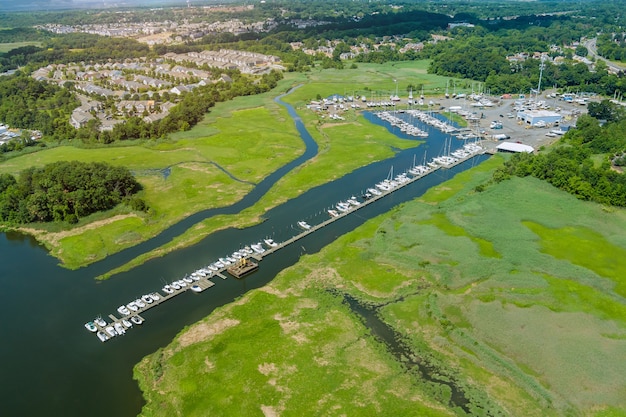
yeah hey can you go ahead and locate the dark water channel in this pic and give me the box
[343,294,471,413]
[0,95,488,417]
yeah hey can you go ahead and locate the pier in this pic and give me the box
[87,147,486,342]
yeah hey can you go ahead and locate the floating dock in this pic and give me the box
[227,258,259,278]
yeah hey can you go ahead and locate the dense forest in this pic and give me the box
[0,161,142,224]
[0,73,78,136]
[492,100,626,207]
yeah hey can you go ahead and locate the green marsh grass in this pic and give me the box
[135,160,626,416]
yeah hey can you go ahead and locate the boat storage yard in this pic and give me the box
[85,136,486,342]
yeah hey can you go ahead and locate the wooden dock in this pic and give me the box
[227,258,259,278]
[88,149,486,342]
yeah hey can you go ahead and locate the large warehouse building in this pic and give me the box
[517,109,562,126]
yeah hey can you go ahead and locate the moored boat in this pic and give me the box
[130,316,144,325]
[97,331,109,342]
[105,326,117,338]
[114,322,125,335]
[190,284,203,293]
[117,305,131,316]
[264,238,278,247]
[84,321,97,332]
[297,221,311,230]
[94,317,107,327]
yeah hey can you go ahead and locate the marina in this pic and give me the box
[85,142,486,342]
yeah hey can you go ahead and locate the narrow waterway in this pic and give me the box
[0,92,488,417]
[343,294,472,413]
[89,86,318,277]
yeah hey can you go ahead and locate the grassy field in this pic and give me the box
[0,41,42,53]
[135,156,626,417]
[0,63,469,272]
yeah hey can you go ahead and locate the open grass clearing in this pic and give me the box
[0,41,42,53]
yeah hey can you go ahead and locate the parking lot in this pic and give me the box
[438,91,589,152]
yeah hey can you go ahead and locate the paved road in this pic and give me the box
[584,38,626,74]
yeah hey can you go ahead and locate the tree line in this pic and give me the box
[0,161,143,224]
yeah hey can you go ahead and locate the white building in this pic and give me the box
[496,142,534,153]
[517,109,562,126]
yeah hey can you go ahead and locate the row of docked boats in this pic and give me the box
[405,109,457,134]
[374,111,428,137]
[86,237,285,342]
[323,143,484,220]
[85,139,483,343]
[117,292,162,316]
[84,314,144,342]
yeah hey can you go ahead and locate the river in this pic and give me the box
[0,96,489,417]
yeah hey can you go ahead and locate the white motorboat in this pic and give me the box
[241,246,253,255]
[94,317,107,327]
[347,197,361,206]
[134,298,146,308]
[182,276,194,284]
[97,331,109,342]
[162,285,174,294]
[226,256,236,263]
[231,251,242,259]
[170,281,181,290]
[105,326,117,338]
[122,319,133,328]
[130,316,144,325]
[190,273,201,281]
[117,305,131,316]
[190,284,203,293]
[297,221,311,230]
[214,260,225,268]
[114,322,125,335]
[328,209,339,217]
[177,279,187,287]
[127,302,138,312]
[264,238,278,247]
[367,187,382,196]
[84,322,97,332]
[141,294,154,304]
[251,243,265,254]
[150,292,161,301]
[218,257,232,266]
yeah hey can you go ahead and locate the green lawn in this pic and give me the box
[135,158,626,417]
[0,41,42,53]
